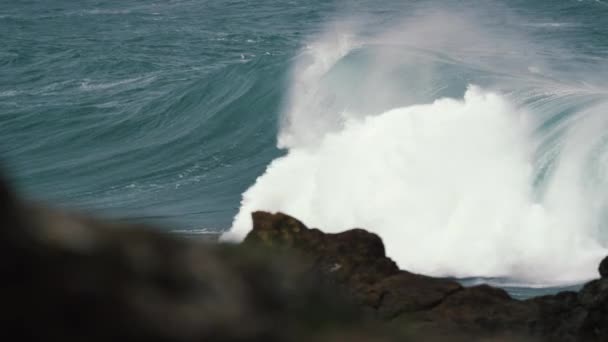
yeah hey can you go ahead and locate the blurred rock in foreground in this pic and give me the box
[0,177,379,341]
[1,174,607,341]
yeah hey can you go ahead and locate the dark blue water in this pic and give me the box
[3,0,608,298]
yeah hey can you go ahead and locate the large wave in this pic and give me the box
[222,10,608,285]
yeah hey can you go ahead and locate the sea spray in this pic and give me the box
[223,86,606,284]
[222,10,608,284]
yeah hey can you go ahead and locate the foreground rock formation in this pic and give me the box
[1,174,608,341]
[244,212,608,342]
[0,178,378,341]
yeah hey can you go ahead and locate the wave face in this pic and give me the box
[0,0,302,230]
[223,6,608,284]
[3,0,608,286]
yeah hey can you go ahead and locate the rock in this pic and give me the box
[530,291,585,342]
[577,279,608,340]
[599,256,608,278]
[244,211,608,342]
[244,212,400,306]
[0,179,385,341]
[244,212,535,337]
[428,285,536,334]
[371,271,462,319]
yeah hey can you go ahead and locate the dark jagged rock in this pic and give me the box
[370,271,462,319]
[244,212,533,335]
[428,285,536,334]
[244,212,401,308]
[578,278,608,340]
[529,291,585,342]
[599,256,608,278]
[244,211,608,342]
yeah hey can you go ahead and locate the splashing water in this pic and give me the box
[223,10,608,285]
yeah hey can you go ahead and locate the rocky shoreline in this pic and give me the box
[2,176,607,341]
[244,211,608,341]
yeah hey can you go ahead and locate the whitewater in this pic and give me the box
[223,10,608,285]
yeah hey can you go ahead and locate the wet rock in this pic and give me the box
[599,256,608,278]
[244,212,400,306]
[370,271,462,319]
[428,285,536,334]
[244,212,532,335]
[244,211,608,341]
[529,291,585,342]
[578,278,608,340]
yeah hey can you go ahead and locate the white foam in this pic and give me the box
[223,86,607,284]
[222,10,608,284]
[79,76,155,91]
[524,22,576,28]
[0,90,19,97]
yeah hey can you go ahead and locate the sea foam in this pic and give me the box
[222,11,608,285]
[223,85,606,284]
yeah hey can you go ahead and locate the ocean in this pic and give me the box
[2,0,608,299]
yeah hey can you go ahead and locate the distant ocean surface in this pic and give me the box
[3,0,608,298]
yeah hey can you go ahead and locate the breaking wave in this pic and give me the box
[223,10,608,285]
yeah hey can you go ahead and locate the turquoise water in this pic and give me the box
[3,0,608,297]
